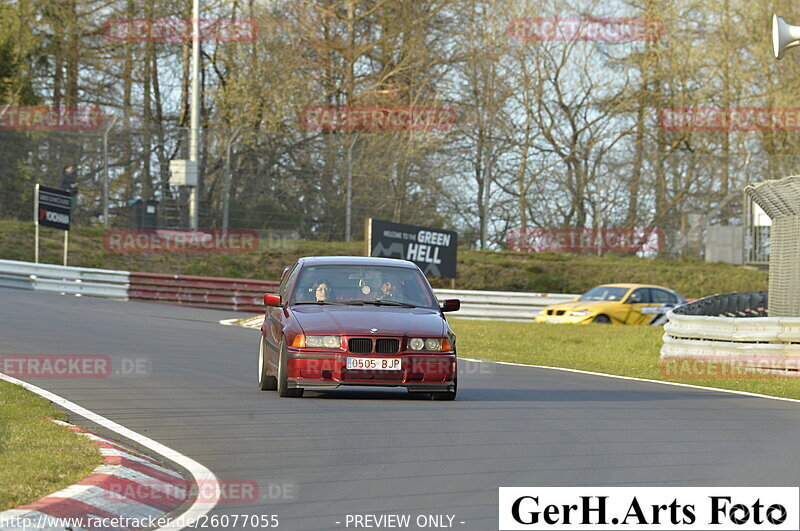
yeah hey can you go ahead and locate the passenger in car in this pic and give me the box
[314,281,335,302]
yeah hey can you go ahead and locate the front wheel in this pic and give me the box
[593,314,611,324]
[277,337,303,397]
[258,335,277,391]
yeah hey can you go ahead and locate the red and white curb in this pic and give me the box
[0,420,189,530]
[220,315,262,329]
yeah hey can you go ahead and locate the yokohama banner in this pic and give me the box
[36,186,72,231]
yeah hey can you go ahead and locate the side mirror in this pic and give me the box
[263,293,281,307]
[441,299,460,312]
[573,296,579,302]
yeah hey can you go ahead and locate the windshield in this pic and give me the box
[290,264,437,309]
[579,286,630,302]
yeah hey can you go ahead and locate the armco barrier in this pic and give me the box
[128,272,279,312]
[432,288,577,321]
[0,259,129,298]
[0,258,576,318]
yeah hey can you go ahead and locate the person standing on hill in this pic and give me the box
[59,165,78,195]
[59,164,79,222]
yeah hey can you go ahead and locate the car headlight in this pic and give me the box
[304,335,341,348]
[570,310,592,316]
[424,338,441,350]
[408,338,451,351]
[409,338,425,350]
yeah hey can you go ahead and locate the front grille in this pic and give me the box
[375,338,400,354]
[556,310,566,316]
[348,338,373,354]
[547,309,554,315]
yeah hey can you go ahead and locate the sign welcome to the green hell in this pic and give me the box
[366,218,457,279]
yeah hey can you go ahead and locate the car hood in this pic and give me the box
[290,305,446,337]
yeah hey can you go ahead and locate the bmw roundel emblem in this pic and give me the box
[370,328,378,333]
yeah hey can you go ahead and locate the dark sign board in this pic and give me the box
[368,218,457,278]
[37,185,72,230]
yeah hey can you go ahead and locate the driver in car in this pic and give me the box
[376,280,400,301]
[314,280,334,302]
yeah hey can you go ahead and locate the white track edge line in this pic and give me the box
[459,357,800,404]
[0,372,219,530]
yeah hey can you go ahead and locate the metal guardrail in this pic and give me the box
[432,288,577,321]
[0,259,576,319]
[0,259,129,298]
[662,291,800,363]
[129,272,279,312]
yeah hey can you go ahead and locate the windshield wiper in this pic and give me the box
[362,300,417,308]
[293,301,346,306]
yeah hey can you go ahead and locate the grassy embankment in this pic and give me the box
[0,219,767,299]
[0,380,102,511]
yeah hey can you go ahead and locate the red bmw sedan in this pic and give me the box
[258,256,460,399]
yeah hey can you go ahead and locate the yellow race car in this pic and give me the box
[534,284,687,325]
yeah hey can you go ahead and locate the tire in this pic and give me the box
[431,376,457,401]
[277,337,303,397]
[593,314,611,324]
[258,335,277,391]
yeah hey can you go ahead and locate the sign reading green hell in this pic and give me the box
[368,219,457,279]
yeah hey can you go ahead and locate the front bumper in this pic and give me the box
[285,348,456,391]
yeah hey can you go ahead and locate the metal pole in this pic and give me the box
[103,115,118,229]
[189,0,200,230]
[63,231,68,267]
[34,183,39,263]
[364,217,371,256]
[223,125,242,231]
[346,134,357,242]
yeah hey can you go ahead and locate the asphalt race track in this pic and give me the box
[3,287,800,530]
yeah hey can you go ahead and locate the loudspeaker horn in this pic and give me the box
[773,14,800,60]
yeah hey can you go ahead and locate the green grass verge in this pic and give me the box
[449,318,800,400]
[0,218,767,299]
[0,380,102,511]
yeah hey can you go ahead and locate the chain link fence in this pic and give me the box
[0,124,454,241]
[2,125,800,261]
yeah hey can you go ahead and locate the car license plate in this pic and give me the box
[346,357,402,371]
